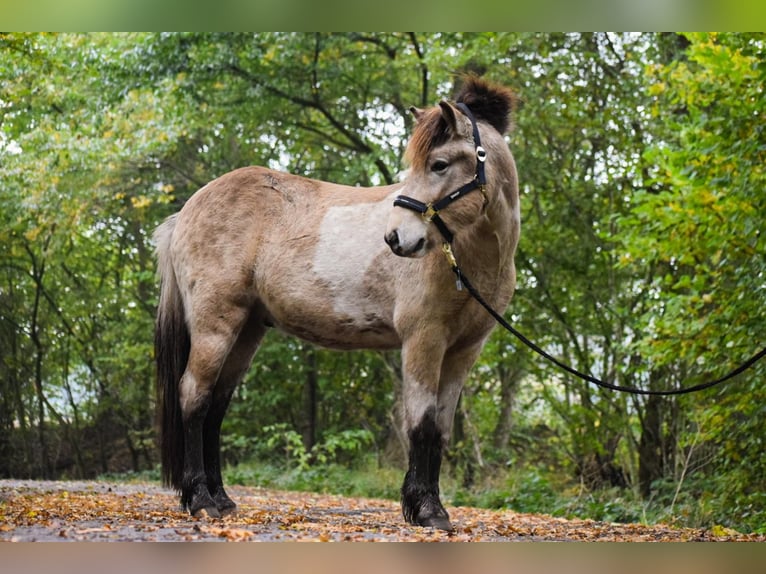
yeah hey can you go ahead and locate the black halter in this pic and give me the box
[393,103,487,246]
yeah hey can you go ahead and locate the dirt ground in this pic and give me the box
[1,479,763,542]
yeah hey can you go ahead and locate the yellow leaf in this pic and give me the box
[24,227,41,242]
[710,524,739,537]
[130,195,152,209]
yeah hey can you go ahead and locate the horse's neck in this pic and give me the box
[453,187,518,291]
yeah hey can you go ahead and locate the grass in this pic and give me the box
[224,457,403,501]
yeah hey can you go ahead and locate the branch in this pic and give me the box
[348,33,398,60]
[159,159,207,188]
[226,62,394,185]
[292,122,361,152]
[408,32,429,107]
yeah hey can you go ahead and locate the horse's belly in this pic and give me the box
[258,253,400,350]
[270,309,400,351]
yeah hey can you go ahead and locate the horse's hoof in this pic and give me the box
[211,488,238,516]
[187,486,221,518]
[418,515,454,532]
[217,500,237,517]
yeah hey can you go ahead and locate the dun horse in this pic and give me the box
[154,77,520,531]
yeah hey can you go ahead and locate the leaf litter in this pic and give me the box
[1,479,763,542]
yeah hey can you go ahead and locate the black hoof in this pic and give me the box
[417,514,454,532]
[212,488,238,516]
[413,505,454,532]
[402,493,454,532]
[185,483,221,518]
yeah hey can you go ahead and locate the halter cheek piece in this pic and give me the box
[393,103,487,289]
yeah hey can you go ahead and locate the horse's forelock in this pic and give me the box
[455,76,517,135]
[405,107,450,171]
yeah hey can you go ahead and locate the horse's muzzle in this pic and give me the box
[385,230,426,258]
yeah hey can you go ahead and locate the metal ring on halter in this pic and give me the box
[422,204,438,223]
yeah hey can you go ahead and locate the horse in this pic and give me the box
[153,76,520,531]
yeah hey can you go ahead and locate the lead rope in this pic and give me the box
[395,102,766,395]
[445,251,766,396]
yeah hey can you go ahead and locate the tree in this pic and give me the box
[1,33,175,476]
[613,32,766,525]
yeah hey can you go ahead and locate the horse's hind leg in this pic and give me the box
[202,310,266,516]
[179,304,251,518]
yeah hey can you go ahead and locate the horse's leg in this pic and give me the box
[435,342,486,450]
[179,304,250,518]
[399,336,452,531]
[400,338,486,531]
[202,311,266,516]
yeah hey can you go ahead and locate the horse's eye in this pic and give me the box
[430,160,449,173]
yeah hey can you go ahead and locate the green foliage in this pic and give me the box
[223,427,396,500]
[612,31,766,522]
[261,424,375,471]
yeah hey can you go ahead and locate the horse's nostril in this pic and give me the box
[385,230,399,249]
[414,238,425,252]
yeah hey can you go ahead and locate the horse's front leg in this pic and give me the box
[400,337,488,532]
[400,337,453,531]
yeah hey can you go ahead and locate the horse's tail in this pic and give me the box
[153,214,188,492]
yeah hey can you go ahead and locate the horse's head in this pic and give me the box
[385,77,517,258]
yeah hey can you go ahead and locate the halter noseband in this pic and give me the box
[393,102,487,248]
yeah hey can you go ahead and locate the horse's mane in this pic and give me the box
[405,76,517,170]
[454,75,517,136]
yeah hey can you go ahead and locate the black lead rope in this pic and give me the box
[394,102,766,396]
[450,261,766,396]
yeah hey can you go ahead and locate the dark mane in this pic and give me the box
[455,75,517,136]
[405,76,516,171]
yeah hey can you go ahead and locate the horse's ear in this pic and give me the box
[409,106,426,122]
[438,101,471,139]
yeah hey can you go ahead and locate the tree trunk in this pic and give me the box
[381,351,407,467]
[492,364,523,450]
[302,346,318,454]
[29,262,51,479]
[638,392,664,499]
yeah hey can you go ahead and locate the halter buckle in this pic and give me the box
[476,146,487,162]
[422,203,438,223]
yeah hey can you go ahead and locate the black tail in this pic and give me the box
[153,215,188,491]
